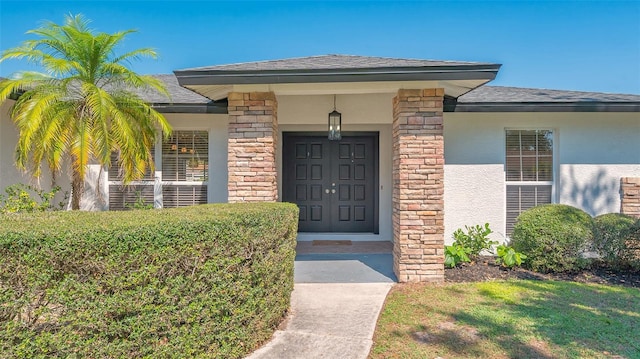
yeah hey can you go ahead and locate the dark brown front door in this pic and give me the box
[283,133,378,233]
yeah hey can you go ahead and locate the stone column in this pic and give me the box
[621,177,640,218]
[392,89,445,282]
[227,92,278,202]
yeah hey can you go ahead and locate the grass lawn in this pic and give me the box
[370,280,640,358]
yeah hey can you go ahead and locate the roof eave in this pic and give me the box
[451,102,640,112]
[174,64,502,86]
[151,102,227,114]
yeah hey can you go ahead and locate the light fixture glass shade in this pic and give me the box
[328,109,342,140]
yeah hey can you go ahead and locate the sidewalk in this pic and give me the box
[246,283,393,359]
[246,241,395,359]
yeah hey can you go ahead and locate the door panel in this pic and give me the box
[283,134,377,233]
[331,137,375,232]
[284,138,331,232]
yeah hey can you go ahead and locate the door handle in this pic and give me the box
[331,189,336,194]
[325,189,330,194]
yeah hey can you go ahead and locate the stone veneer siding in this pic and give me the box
[227,92,278,202]
[392,89,445,282]
[621,177,640,218]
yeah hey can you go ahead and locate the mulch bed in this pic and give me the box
[445,256,640,288]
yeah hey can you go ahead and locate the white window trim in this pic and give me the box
[504,128,558,236]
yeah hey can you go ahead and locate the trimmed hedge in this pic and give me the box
[511,204,593,273]
[593,213,640,269]
[0,203,298,358]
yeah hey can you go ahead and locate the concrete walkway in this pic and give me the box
[246,241,394,359]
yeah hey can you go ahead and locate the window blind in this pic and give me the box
[505,129,554,235]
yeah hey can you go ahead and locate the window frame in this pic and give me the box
[504,128,558,236]
[107,128,211,210]
[158,129,210,208]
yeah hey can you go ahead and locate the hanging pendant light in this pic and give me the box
[328,94,342,141]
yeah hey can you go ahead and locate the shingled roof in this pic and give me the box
[460,86,640,103]
[0,74,224,113]
[79,75,640,113]
[174,54,501,86]
[454,86,640,112]
[142,74,210,103]
[180,54,492,72]
[4,72,638,113]
[141,75,225,113]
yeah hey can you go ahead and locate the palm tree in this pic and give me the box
[0,14,172,209]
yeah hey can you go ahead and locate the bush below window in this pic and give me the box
[510,204,594,273]
[593,213,640,270]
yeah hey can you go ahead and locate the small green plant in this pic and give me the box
[496,244,527,268]
[452,223,497,258]
[124,190,154,210]
[0,184,67,214]
[444,244,471,268]
[446,223,498,268]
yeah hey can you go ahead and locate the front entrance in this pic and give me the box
[283,133,378,233]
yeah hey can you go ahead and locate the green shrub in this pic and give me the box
[510,204,594,273]
[0,203,298,358]
[444,243,471,268]
[445,223,497,268]
[593,213,640,269]
[495,245,527,268]
[452,223,496,258]
[0,184,67,213]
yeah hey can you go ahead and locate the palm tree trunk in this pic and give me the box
[71,168,84,210]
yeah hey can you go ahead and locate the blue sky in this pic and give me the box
[1,1,639,94]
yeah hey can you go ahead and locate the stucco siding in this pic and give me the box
[278,93,394,126]
[444,164,506,242]
[443,112,640,243]
[0,101,71,195]
[558,165,640,216]
[0,101,26,190]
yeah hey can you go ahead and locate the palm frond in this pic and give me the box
[3,14,171,207]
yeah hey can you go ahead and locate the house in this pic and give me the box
[1,55,639,282]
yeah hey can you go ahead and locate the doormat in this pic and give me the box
[312,240,352,246]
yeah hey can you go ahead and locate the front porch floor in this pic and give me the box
[294,241,395,283]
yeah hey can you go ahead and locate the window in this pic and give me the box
[107,130,209,210]
[108,152,155,210]
[505,129,553,234]
[161,130,209,207]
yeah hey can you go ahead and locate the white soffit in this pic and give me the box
[185,79,489,100]
[186,85,233,101]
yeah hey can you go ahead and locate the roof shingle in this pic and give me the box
[141,74,211,104]
[178,54,493,72]
[459,86,640,103]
